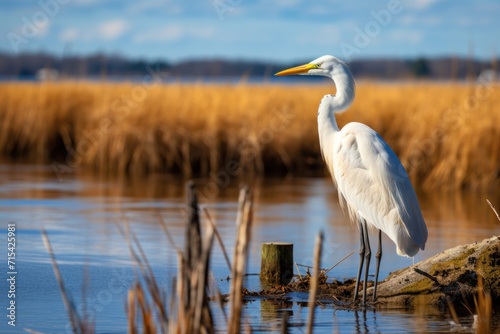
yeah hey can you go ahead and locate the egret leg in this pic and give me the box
[353,219,366,302]
[373,229,382,301]
[361,220,371,305]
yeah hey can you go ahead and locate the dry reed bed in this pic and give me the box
[0,81,498,190]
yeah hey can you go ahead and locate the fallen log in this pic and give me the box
[247,235,499,316]
[372,235,500,309]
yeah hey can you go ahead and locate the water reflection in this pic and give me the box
[353,310,370,333]
[0,164,498,333]
[259,299,293,328]
[419,190,500,250]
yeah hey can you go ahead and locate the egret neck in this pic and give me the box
[317,64,355,165]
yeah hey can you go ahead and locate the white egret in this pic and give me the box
[275,55,428,304]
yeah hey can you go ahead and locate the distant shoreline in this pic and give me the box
[1,52,497,81]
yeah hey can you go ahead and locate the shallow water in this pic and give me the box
[0,164,498,333]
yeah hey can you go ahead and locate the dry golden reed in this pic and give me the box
[0,81,498,191]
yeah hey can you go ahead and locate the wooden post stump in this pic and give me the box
[260,242,293,285]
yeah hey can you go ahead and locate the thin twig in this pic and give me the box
[447,298,460,325]
[294,261,303,280]
[118,220,169,329]
[486,199,500,221]
[210,279,228,325]
[414,267,441,286]
[325,250,356,274]
[156,211,181,253]
[203,207,232,272]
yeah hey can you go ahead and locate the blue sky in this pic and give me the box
[1,0,498,63]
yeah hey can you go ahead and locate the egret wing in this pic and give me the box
[333,123,428,255]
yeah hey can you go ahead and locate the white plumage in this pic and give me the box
[276,55,428,304]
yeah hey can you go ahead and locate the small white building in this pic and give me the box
[36,68,59,81]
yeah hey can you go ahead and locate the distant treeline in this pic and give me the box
[0,52,496,80]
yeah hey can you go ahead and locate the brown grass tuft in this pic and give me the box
[0,81,498,190]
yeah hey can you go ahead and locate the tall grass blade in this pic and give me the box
[41,229,92,334]
[228,186,253,334]
[306,231,323,334]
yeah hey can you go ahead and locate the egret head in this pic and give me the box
[275,55,348,78]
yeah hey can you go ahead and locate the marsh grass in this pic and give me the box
[42,182,330,333]
[1,81,499,190]
[447,276,493,333]
[42,182,254,333]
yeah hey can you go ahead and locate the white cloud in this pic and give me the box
[60,28,80,42]
[295,24,342,45]
[306,4,335,15]
[158,25,183,41]
[419,16,442,26]
[193,27,217,39]
[73,0,100,5]
[58,19,130,43]
[135,25,182,42]
[127,0,184,14]
[134,24,216,42]
[274,0,302,9]
[98,19,129,40]
[407,0,441,10]
[398,15,442,26]
[455,17,490,27]
[36,20,50,37]
[389,30,422,44]
[398,15,416,25]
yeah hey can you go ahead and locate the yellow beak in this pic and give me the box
[274,63,319,76]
